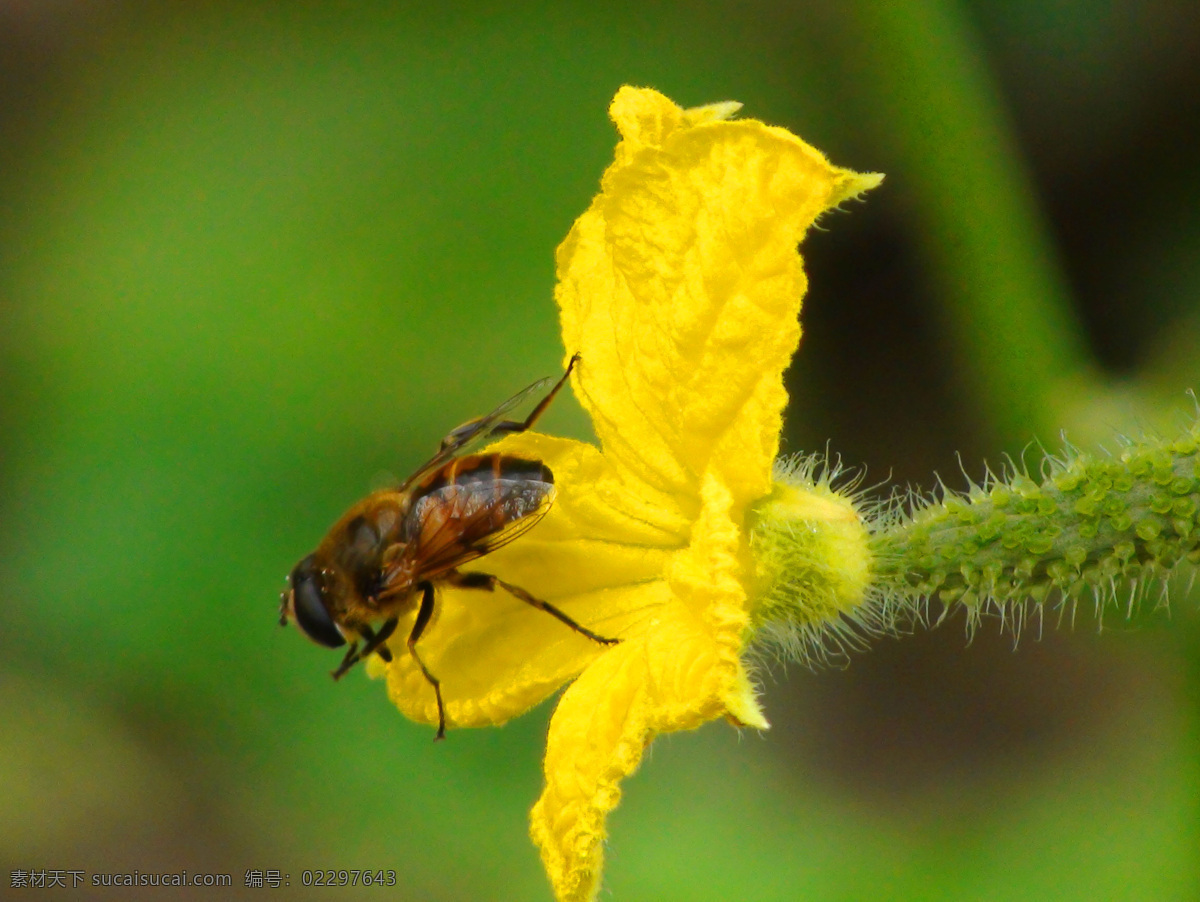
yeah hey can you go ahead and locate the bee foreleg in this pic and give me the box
[409,581,447,741]
[331,640,361,681]
[359,617,398,664]
[447,569,619,647]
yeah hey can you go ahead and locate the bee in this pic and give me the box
[280,354,617,739]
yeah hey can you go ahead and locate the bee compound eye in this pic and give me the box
[288,557,346,649]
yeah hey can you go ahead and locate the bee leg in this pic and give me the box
[448,570,619,646]
[330,620,398,682]
[359,617,398,664]
[331,640,361,680]
[484,352,581,439]
[409,580,448,741]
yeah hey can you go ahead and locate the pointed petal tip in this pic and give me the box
[685,99,743,123]
[831,170,885,206]
[724,668,772,731]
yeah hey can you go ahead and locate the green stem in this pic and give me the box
[837,0,1103,443]
[871,424,1200,621]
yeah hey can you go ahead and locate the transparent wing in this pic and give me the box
[397,376,553,493]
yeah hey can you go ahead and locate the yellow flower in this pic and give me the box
[380,86,881,901]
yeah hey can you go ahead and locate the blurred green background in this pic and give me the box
[3,1,1199,899]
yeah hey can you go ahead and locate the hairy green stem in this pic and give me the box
[871,424,1200,622]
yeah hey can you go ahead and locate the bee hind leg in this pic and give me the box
[494,352,580,438]
[466,352,581,446]
[447,569,619,646]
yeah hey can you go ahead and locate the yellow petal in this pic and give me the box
[382,435,677,729]
[530,614,729,902]
[556,86,881,516]
[529,640,645,902]
[530,470,767,900]
[666,471,769,729]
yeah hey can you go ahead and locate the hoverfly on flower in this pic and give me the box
[279,354,617,739]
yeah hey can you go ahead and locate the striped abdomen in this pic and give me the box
[400,455,555,573]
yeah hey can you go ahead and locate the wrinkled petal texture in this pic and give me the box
[558,86,876,518]
[529,86,881,902]
[531,472,767,902]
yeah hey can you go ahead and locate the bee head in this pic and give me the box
[281,553,347,649]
